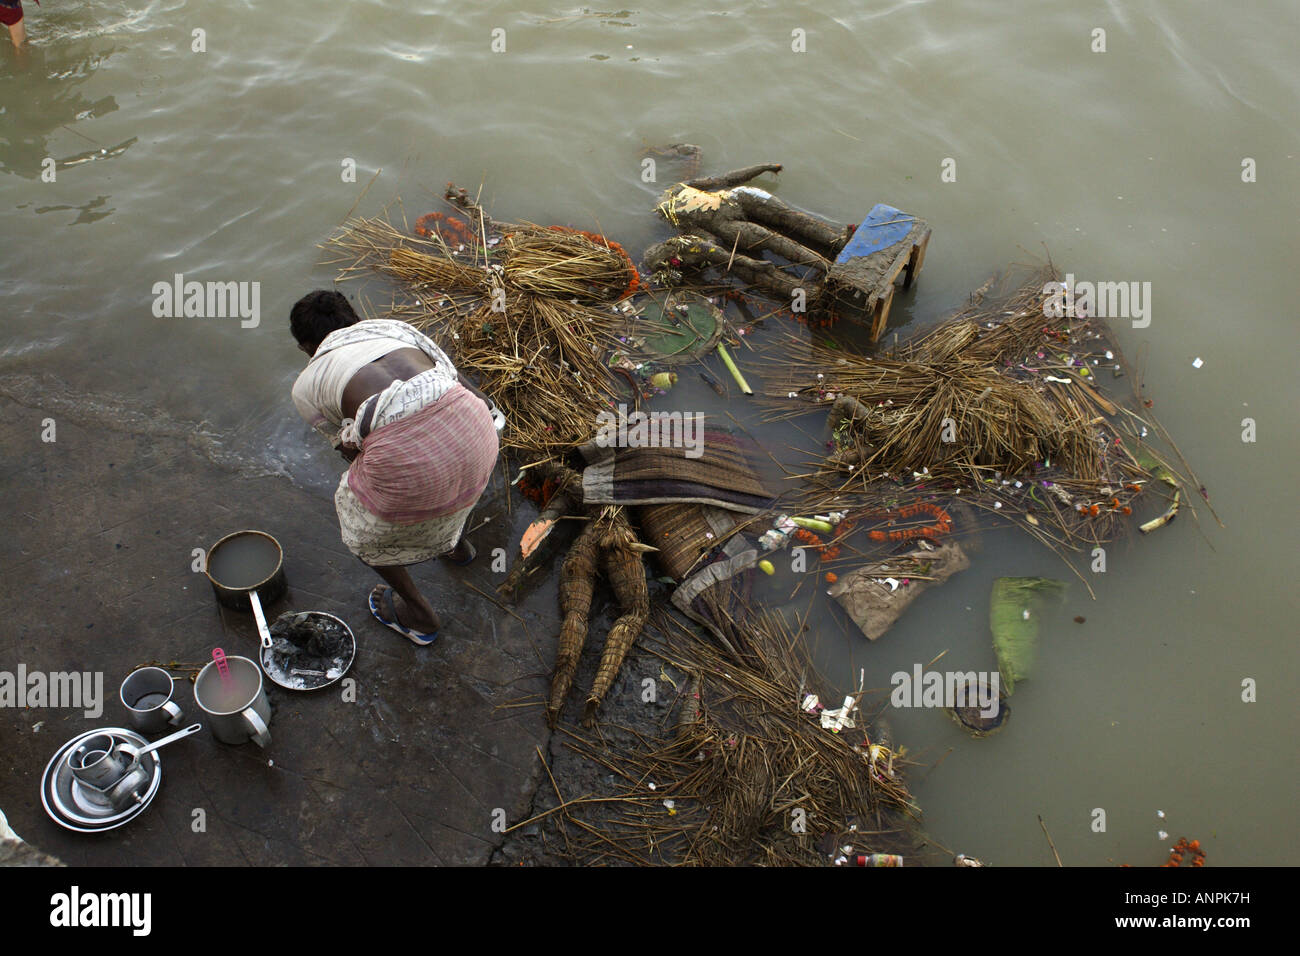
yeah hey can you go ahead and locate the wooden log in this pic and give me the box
[643,235,809,301]
[685,163,783,191]
[497,462,583,600]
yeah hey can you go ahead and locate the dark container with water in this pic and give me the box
[204,529,287,610]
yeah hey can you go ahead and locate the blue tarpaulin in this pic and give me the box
[834,203,914,263]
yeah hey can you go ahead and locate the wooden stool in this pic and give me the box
[823,204,931,341]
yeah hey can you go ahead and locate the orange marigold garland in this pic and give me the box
[866,502,954,542]
[1162,837,1206,868]
[517,473,561,508]
[413,211,476,248]
[786,506,953,565]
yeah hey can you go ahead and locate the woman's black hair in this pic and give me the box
[289,290,359,350]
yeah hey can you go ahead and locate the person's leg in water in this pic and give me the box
[2,3,26,48]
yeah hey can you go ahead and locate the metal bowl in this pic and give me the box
[259,610,356,691]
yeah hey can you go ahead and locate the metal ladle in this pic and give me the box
[103,723,202,811]
[115,722,203,766]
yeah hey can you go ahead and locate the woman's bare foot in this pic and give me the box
[383,586,439,631]
[445,538,476,565]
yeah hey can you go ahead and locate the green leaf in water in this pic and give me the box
[990,577,1066,696]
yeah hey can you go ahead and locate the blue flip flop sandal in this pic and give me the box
[368,586,439,646]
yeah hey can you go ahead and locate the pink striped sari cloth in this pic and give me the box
[346,384,498,524]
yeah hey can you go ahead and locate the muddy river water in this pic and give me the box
[2,1,1296,865]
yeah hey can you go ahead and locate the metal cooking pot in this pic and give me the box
[204,530,287,649]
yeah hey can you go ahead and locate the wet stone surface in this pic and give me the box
[0,394,566,865]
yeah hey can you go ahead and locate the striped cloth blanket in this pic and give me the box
[346,384,498,524]
[579,426,775,514]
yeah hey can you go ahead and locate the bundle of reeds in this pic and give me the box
[756,268,1212,570]
[383,246,490,294]
[434,292,625,456]
[548,518,601,726]
[521,610,918,866]
[501,228,636,302]
[546,506,653,728]
[320,211,494,318]
[788,358,1095,482]
[587,510,650,725]
[322,210,636,458]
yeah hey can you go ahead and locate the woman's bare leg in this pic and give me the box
[8,19,25,47]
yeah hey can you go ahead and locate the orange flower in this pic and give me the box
[414,211,475,245]
[825,572,838,584]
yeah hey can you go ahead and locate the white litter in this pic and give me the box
[819,695,858,732]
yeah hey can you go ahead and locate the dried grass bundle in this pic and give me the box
[524,610,918,866]
[383,247,490,293]
[322,212,635,458]
[501,227,635,302]
[756,268,1210,576]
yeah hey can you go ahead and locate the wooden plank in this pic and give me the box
[904,229,930,289]
[870,286,894,341]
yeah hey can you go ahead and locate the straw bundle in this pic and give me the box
[792,358,1096,482]
[323,211,636,458]
[756,268,1205,566]
[546,506,653,728]
[637,503,740,581]
[548,518,601,726]
[527,610,918,866]
[436,292,624,456]
[383,247,489,294]
[586,511,650,725]
[501,228,635,302]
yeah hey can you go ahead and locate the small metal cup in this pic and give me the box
[120,667,184,735]
[69,734,132,792]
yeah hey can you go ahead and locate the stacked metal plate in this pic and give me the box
[40,728,162,832]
